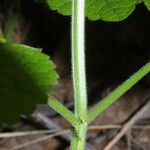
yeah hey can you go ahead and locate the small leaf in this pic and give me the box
[0,41,58,123]
[47,0,139,21]
[144,0,150,11]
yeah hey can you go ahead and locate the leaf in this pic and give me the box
[136,0,142,4]
[0,41,58,123]
[47,0,140,21]
[144,0,150,11]
[47,0,71,15]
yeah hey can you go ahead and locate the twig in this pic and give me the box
[132,139,146,150]
[88,125,150,130]
[33,112,71,141]
[103,100,150,150]
[33,113,92,150]
[126,129,132,150]
[1,125,150,138]
[0,123,150,149]
[12,130,70,150]
[0,129,59,138]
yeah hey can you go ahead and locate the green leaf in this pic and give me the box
[47,0,71,15]
[144,0,150,11]
[47,0,139,21]
[136,0,142,4]
[0,41,58,123]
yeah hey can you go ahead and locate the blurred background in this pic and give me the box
[0,0,150,149]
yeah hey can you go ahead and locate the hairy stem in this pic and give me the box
[48,96,81,127]
[87,62,150,124]
[71,123,87,150]
[72,0,87,120]
[71,0,87,149]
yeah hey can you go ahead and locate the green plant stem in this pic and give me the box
[87,62,150,124]
[71,0,87,149]
[71,123,87,150]
[48,96,81,127]
[72,0,87,121]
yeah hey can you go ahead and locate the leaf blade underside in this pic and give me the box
[0,41,58,123]
[47,0,140,21]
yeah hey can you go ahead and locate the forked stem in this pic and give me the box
[71,0,87,149]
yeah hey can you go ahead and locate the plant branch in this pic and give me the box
[87,62,150,124]
[48,96,81,127]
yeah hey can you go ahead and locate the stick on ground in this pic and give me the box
[103,100,150,150]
